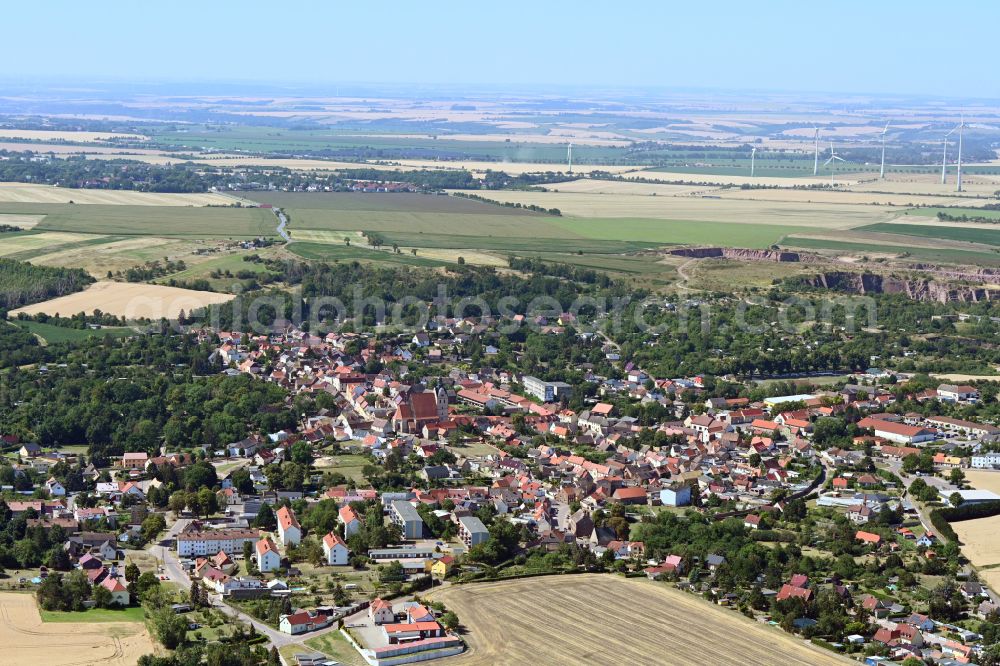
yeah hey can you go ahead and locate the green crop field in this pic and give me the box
[9,320,133,344]
[288,242,448,267]
[908,207,1000,220]
[246,191,542,215]
[5,234,128,261]
[859,222,1000,246]
[783,236,1000,265]
[151,125,626,163]
[553,218,807,248]
[0,203,276,238]
[291,208,571,238]
[39,606,146,623]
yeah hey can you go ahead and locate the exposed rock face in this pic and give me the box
[668,247,815,262]
[802,271,996,303]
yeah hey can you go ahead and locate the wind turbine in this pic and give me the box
[813,127,820,176]
[750,147,756,178]
[824,142,844,185]
[941,130,952,185]
[956,114,965,192]
[567,142,573,173]
[879,121,891,179]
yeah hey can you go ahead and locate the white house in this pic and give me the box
[279,610,331,635]
[369,597,395,624]
[322,532,349,566]
[45,477,66,497]
[99,576,130,606]
[339,505,361,537]
[275,506,301,546]
[255,537,281,573]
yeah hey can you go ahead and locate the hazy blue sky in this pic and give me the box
[3,1,997,97]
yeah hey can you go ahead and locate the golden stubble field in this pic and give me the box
[462,188,897,228]
[426,575,848,666]
[0,183,239,206]
[952,470,1000,592]
[11,281,235,320]
[0,592,155,666]
[0,129,149,142]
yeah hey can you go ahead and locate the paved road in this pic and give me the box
[275,209,290,241]
[146,516,347,656]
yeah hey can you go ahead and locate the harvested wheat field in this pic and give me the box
[634,170,854,188]
[966,470,1000,495]
[426,575,848,666]
[0,592,155,666]
[952,514,1000,591]
[0,213,45,229]
[539,179,721,196]
[466,189,894,228]
[0,129,149,142]
[0,232,105,257]
[11,281,234,320]
[0,183,238,206]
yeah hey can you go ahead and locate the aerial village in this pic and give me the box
[7,314,1000,666]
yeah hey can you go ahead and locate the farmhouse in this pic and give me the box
[382,621,444,645]
[279,610,332,635]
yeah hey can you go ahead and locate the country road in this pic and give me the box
[274,208,290,241]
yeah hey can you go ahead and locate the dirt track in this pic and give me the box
[0,592,155,665]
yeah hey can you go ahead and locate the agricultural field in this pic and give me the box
[952,515,1000,592]
[426,575,848,666]
[0,231,110,258]
[8,319,133,344]
[908,207,1000,220]
[0,183,238,206]
[10,281,235,320]
[554,217,810,248]
[0,203,276,238]
[860,222,1000,246]
[456,189,895,229]
[0,129,148,142]
[966,470,1000,495]
[0,591,155,666]
[250,192,543,215]
[781,236,1000,266]
[0,213,44,229]
[26,237,209,276]
[287,242,449,267]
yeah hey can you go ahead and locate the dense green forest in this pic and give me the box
[0,258,94,309]
[0,332,292,460]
